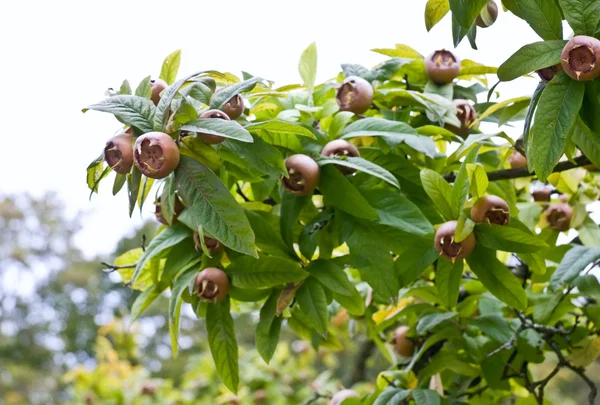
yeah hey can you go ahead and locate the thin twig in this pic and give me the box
[101,262,136,273]
[304,392,328,405]
[236,183,251,202]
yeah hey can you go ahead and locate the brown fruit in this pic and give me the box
[217,91,245,120]
[322,139,360,174]
[532,188,552,202]
[104,134,134,174]
[537,64,563,82]
[394,326,414,357]
[141,385,156,396]
[470,195,510,225]
[560,36,600,81]
[196,109,231,144]
[425,50,461,85]
[509,151,527,169]
[329,389,360,405]
[281,154,320,196]
[194,268,230,302]
[193,232,224,254]
[150,78,168,105]
[546,203,573,232]
[446,99,476,137]
[336,76,374,115]
[434,221,476,262]
[154,196,185,225]
[476,1,499,28]
[133,132,180,179]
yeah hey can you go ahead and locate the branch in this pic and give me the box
[444,155,591,183]
[100,262,136,273]
[347,339,376,386]
[304,392,329,405]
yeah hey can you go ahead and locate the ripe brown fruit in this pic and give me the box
[446,99,476,137]
[155,196,185,225]
[213,89,245,120]
[546,203,573,232]
[194,268,230,302]
[329,389,360,405]
[336,76,374,115]
[532,188,552,202]
[434,221,476,262]
[281,154,320,196]
[193,232,224,254]
[509,151,527,169]
[104,134,134,174]
[133,132,180,179]
[196,109,231,144]
[394,326,414,357]
[150,78,168,105]
[537,64,563,82]
[425,50,461,85]
[471,195,510,225]
[322,139,360,174]
[560,36,600,81]
[476,1,499,28]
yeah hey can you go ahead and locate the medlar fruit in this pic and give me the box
[394,326,414,357]
[281,154,320,196]
[150,78,168,105]
[104,134,133,174]
[471,195,510,225]
[193,232,224,254]
[546,203,573,232]
[476,1,498,28]
[329,389,360,405]
[321,139,360,174]
[509,151,527,169]
[537,64,563,82]
[154,196,184,225]
[425,50,461,85]
[133,132,180,179]
[212,89,245,120]
[560,35,600,81]
[196,109,231,145]
[434,221,476,262]
[194,267,230,302]
[336,76,374,115]
[446,99,476,137]
[532,187,552,202]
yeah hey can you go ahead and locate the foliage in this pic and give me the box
[83,2,600,404]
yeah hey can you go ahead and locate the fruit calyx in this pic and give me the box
[193,232,224,254]
[321,139,360,174]
[561,35,600,81]
[281,154,320,196]
[104,134,134,174]
[446,99,476,137]
[133,132,180,179]
[425,50,461,85]
[196,109,231,144]
[434,220,476,262]
[194,267,230,302]
[336,76,374,115]
[471,195,510,225]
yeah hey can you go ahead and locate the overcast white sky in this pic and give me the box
[0,0,546,258]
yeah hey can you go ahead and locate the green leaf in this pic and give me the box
[207,297,239,394]
[307,260,356,297]
[557,0,600,36]
[551,245,600,289]
[417,312,458,334]
[397,246,439,287]
[449,0,489,28]
[523,82,547,151]
[497,40,566,82]
[425,0,450,31]
[572,118,600,169]
[113,248,155,291]
[466,164,488,200]
[574,274,600,300]
[175,156,257,257]
[112,173,127,196]
[319,165,378,220]
[280,193,310,250]
[83,95,156,133]
[256,290,283,363]
[298,42,318,91]
[226,256,309,288]
[154,72,202,132]
[245,119,316,138]
[452,13,470,48]
[452,146,480,215]
[470,315,514,343]
[131,283,166,322]
[374,388,411,405]
[466,245,528,310]
[296,277,329,335]
[162,238,200,282]
[245,210,294,258]
[474,224,548,253]
[86,157,109,199]
[328,111,355,139]
[159,50,181,85]
[413,389,442,405]
[168,268,197,356]
[119,80,132,95]
[420,168,457,220]
[317,156,400,189]
[137,176,154,214]
[127,167,142,217]
[132,224,192,284]
[530,71,585,181]
[210,77,261,110]
[518,0,564,40]
[221,135,286,177]
[181,81,213,105]
[135,76,152,99]
[436,259,463,308]
[180,119,253,143]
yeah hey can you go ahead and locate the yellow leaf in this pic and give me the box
[372,298,414,324]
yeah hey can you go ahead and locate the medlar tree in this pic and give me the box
[84,1,600,403]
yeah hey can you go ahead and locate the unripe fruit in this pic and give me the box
[394,326,414,357]
[336,76,374,115]
[537,64,563,82]
[425,50,461,85]
[196,109,231,144]
[104,134,134,174]
[194,268,230,302]
[155,196,185,225]
[329,389,360,405]
[150,78,168,105]
[434,221,476,262]
[133,132,180,179]
[193,232,224,254]
[560,36,600,81]
[213,89,245,120]
[446,99,476,137]
[281,154,320,196]
[322,139,360,174]
[470,195,510,225]
[546,203,573,232]
[532,188,552,202]
[509,151,527,169]
[476,1,498,28]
